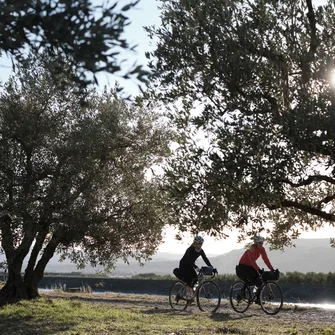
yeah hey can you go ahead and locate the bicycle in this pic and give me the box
[229,269,283,315]
[169,266,221,313]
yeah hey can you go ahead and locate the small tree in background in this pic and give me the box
[0,53,172,303]
[145,0,335,247]
[0,0,148,88]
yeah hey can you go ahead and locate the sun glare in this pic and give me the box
[330,71,335,88]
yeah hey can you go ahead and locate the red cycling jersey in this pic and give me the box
[239,245,274,271]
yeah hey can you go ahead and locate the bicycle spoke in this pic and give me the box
[169,281,188,311]
[196,280,221,313]
[260,282,283,315]
[229,281,251,313]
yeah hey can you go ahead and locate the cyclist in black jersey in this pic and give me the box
[178,235,217,299]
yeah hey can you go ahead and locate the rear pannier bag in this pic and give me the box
[173,268,184,281]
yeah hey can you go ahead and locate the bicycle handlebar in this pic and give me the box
[197,266,218,279]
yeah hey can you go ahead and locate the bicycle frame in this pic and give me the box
[244,283,263,303]
[175,268,214,302]
[169,266,221,313]
[229,278,283,315]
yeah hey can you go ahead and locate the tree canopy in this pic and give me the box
[0,0,148,87]
[145,0,335,247]
[0,53,172,302]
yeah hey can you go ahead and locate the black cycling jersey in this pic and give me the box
[179,245,212,268]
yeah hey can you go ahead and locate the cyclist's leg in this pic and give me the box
[190,267,198,288]
[240,279,251,298]
[248,271,262,303]
[237,264,254,298]
[182,266,195,299]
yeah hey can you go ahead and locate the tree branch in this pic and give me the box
[33,229,63,284]
[299,0,319,84]
[0,215,14,256]
[318,193,335,207]
[306,0,318,55]
[267,199,335,221]
[281,175,335,187]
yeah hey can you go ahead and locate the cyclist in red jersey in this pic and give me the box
[236,235,275,304]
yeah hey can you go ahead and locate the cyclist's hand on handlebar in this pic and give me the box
[213,268,218,274]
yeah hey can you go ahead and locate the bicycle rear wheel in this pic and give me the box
[169,281,188,311]
[196,280,221,313]
[229,281,251,313]
[260,281,283,315]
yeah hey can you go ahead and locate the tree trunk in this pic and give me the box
[29,232,62,288]
[24,230,49,291]
[0,214,39,304]
[0,264,38,305]
[0,230,63,305]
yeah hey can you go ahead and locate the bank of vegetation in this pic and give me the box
[132,272,335,285]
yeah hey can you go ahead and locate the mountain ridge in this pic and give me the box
[1,238,334,276]
[46,238,335,276]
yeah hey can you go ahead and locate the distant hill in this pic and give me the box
[2,238,335,276]
[212,238,335,274]
[110,238,335,276]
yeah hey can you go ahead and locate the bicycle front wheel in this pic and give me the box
[169,281,188,311]
[229,281,251,313]
[260,281,283,315]
[196,280,221,313]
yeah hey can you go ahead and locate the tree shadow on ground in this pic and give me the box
[210,311,253,322]
[0,315,77,335]
[142,306,242,322]
[49,294,170,310]
[143,307,191,315]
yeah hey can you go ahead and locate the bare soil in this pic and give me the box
[42,290,335,325]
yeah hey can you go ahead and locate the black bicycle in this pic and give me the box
[229,269,283,315]
[169,266,221,313]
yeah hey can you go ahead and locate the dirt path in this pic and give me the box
[43,291,335,324]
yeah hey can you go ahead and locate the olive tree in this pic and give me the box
[144,0,335,246]
[0,54,172,303]
[0,0,148,87]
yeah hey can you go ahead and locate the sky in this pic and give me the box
[92,0,163,97]
[158,225,335,256]
[0,0,162,96]
[1,0,334,256]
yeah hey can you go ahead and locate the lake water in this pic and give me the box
[286,302,335,310]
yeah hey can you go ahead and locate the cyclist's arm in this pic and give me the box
[201,250,213,267]
[260,247,274,270]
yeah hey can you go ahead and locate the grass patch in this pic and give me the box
[0,292,334,334]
